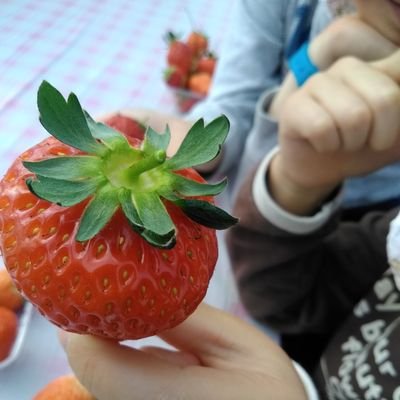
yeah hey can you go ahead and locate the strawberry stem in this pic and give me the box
[126,149,166,178]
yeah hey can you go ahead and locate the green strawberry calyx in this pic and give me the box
[23,81,237,249]
[164,31,181,44]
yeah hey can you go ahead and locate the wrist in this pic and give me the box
[269,153,337,216]
[253,149,343,234]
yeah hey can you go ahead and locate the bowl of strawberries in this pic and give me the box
[163,30,217,113]
[0,266,32,369]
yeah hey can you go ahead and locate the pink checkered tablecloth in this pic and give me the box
[0,1,252,399]
[0,0,233,175]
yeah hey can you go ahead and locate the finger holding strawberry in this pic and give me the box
[0,81,236,341]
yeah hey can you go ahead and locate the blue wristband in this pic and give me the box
[288,42,319,86]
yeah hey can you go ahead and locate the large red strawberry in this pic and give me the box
[165,32,193,75]
[0,81,236,340]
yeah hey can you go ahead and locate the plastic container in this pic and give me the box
[0,301,33,369]
[169,87,206,113]
[0,265,33,369]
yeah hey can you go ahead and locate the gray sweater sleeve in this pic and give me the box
[226,168,398,334]
[187,0,294,179]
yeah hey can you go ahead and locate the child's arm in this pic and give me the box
[226,50,400,333]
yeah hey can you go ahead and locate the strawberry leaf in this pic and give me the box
[174,199,238,229]
[119,190,176,248]
[23,156,102,181]
[143,126,170,154]
[26,175,101,206]
[37,81,105,155]
[119,189,143,229]
[84,110,129,149]
[165,115,229,170]
[76,187,120,241]
[141,229,176,249]
[132,192,175,237]
[166,173,227,197]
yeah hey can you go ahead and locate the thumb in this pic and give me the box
[61,332,202,400]
[158,303,279,360]
[371,49,400,83]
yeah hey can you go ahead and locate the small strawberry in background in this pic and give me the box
[0,306,18,362]
[164,66,187,89]
[188,72,212,96]
[0,268,24,311]
[102,113,145,142]
[187,31,208,58]
[163,29,218,113]
[0,267,24,363]
[196,52,217,76]
[165,31,193,76]
[33,375,94,400]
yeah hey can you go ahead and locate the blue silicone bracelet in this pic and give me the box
[288,42,319,86]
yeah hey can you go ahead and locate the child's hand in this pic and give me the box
[269,15,397,120]
[60,304,307,400]
[269,50,400,215]
[310,15,397,69]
